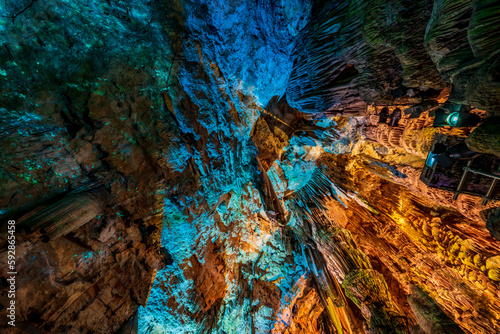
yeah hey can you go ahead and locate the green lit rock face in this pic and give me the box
[0,0,178,216]
[0,1,183,332]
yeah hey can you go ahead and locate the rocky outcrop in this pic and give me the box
[0,0,179,331]
[466,116,500,157]
[317,228,410,333]
[287,0,500,115]
[408,284,464,334]
[485,207,500,240]
[425,0,500,112]
[287,0,446,115]
[315,151,500,333]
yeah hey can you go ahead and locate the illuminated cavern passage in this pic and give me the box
[1,0,500,333]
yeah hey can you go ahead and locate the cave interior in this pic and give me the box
[1,0,500,333]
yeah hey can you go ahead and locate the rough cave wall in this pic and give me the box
[276,0,500,332]
[0,0,500,334]
[139,1,319,333]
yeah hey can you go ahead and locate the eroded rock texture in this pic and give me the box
[1,0,499,334]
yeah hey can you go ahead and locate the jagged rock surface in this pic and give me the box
[1,0,499,334]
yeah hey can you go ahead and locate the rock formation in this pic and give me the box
[0,0,499,333]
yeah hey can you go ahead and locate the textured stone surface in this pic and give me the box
[1,0,500,333]
[408,284,464,334]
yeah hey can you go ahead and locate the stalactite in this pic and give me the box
[19,187,109,242]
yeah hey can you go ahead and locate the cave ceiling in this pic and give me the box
[1,0,500,333]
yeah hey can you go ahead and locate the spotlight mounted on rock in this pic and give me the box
[432,102,481,127]
[446,112,460,126]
